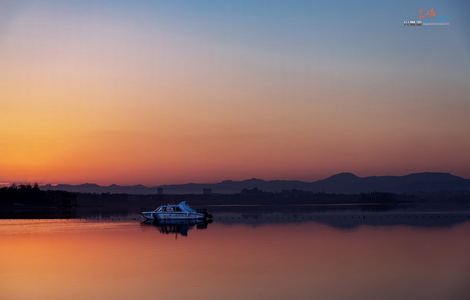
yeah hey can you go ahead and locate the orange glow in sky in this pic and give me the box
[1,1,470,184]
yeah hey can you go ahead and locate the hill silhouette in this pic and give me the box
[40,172,470,194]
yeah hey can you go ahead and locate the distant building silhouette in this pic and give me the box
[203,188,212,195]
[157,187,164,195]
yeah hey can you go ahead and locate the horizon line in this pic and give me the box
[2,171,465,188]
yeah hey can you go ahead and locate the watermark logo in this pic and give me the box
[404,8,449,27]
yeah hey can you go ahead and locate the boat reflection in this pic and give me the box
[142,219,212,237]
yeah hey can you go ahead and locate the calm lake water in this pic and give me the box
[1,215,470,300]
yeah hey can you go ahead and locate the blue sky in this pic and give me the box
[1,0,470,183]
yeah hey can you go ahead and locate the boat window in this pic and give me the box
[174,206,182,212]
[161,207,166,212]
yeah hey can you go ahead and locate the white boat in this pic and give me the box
[141,201,211,221]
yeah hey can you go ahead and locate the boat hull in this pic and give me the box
[141,211,205,221]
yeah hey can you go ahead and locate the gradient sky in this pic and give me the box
[1,0,470,184]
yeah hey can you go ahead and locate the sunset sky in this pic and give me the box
[1,0,470,185]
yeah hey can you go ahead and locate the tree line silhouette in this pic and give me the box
[0,184,76,208]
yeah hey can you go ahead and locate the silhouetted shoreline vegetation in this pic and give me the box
[1,184,470,219]
[0,184,75,208]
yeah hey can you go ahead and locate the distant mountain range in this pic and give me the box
[40,172,470,195]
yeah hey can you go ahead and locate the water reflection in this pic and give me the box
[214,212,470,229]
[141,219,212,237]
[4,210,470,230]
[1,218,470,300]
